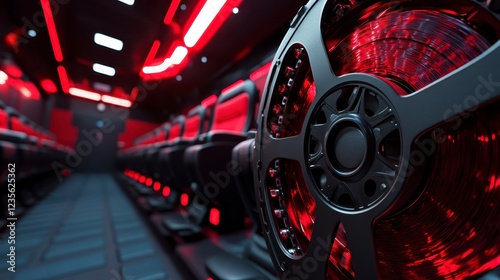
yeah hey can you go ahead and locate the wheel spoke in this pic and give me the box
[262,134,303,162]
[373,119,398,146]
[292,3,339,96]
[343,218,379,280]
[299,203,340,279]
[395,41,500,142]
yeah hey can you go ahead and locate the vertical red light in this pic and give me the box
[162,186,171,197]
[41,0,64,62]
[180,193,189,206]
[57,65,70,93]
[209,208,220,226]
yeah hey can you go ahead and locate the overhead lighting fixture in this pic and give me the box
[93,63,116,76]
[232,7,239,14]
[164,0,181,24]
[184,0,227,48]
[102,95,132,108]
[117,0,134,6]
[41,0,63,62]
[69,87,101,101]
[94,33,123,51]
[170,46,188,65]
[57,65,70,93]
[28,30,37,37]
[142,58,172,74]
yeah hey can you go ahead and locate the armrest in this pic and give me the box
[205,131,248,143]
[0,129,28,143]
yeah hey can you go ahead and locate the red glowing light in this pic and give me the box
[41,0,63,62]
[221,79,244,96]
[209,208,220,226]
[180,193,189,206]
[164,0,181,25]
[57,66,70,93]
[162,186,171,197]
[41,79,58,94]
[69,87,101,101]
[201,94,217,108]
[139,175,146,184]
[102,95,132,108]
[153,182,161,191]
[145,178,153,187]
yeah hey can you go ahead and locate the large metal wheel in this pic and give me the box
[254,0,500,279]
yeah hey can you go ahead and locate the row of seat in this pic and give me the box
[116,75,279,279]
[0,99,72,228]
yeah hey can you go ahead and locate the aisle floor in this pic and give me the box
[0,173,184,280]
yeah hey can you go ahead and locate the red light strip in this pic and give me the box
[57,66,70,93]
[184,0,227,48]
[143,40,161,69]
[69,87,101,101]
[102,95,132,108]
[221,79,244,95]
[164,0,181,25]
[41,0,63,62]
[209,208,220,226]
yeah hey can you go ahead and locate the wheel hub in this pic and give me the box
[307,84,401,211]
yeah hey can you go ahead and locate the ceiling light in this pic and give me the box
[184,0,227,48]
[170,46,188,65]
[28,30,37,37]
[201,56,207,63]
[232,7,239,14]
[176,75,182,81]
[69,87,101,101]
[93,63,116,76]
[117,0,134,6]
[180,4,187,11]
[102,95,132,108]
[142,58,172,74]
[94,33,123,51]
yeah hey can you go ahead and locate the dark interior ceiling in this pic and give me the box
[0,0,306,115]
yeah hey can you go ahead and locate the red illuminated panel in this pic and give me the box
[164,0,181,25]
[180,193,189,206]
[49,108,78,148]
[41,0,63,62]
[162,186,171,197]
[209,208,220,226]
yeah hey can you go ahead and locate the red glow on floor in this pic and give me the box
[180,193,189,206]
[209,208,220,226]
